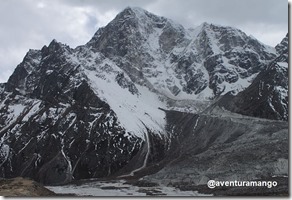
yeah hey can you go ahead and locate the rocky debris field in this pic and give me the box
[0,177,56,197]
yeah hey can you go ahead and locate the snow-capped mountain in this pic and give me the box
[216,33,288,121]
[0,7,288,186]
[87,7,276,100]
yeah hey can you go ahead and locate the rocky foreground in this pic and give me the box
[0,177,56,197]
[0,7,288,197]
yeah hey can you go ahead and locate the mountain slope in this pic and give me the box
[86,7,276,101]
[0,7,287,186]
[0,40,147,185]
[144,109,288,190]
[216,33,288,121]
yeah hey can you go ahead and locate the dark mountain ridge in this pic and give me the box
[0,7,288,189]
[215,34,288,121]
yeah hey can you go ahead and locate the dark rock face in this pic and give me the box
[0,7,288,189]
[115,72,139,95]
[159,21,186,54]
[217,34,288,121]
[87,8,277,98]
[0,40,144,185]
[196,24,275,96]
[275,33,288,55]
[145,110,288,186]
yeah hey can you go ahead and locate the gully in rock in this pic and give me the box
[0,6,288,196]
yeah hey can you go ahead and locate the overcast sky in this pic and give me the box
[0,0,288,83]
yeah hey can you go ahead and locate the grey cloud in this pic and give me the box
[58,0,288,45]
[58,0,287,27]
[0,0,288,83]
[146,0,287,27]
[58,0,157,10]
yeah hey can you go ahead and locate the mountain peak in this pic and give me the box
[122,6,147,14]
[115,6,158,22]
[119,6,164,19]
[0,7,288,187]
[275,33,288,55]
[86,7,169,55]
[117,6,142,19]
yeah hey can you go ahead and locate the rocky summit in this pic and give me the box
[0,7,288,195]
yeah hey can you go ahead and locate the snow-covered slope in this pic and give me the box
[87,7,276,102]
[0,40,146,184]
[68,46,167,138]
[0,7,286,185]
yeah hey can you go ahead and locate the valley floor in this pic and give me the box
[46,179,211,196]
[45,176,288,197]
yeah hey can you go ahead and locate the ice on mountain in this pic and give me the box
[277,62,288,68]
